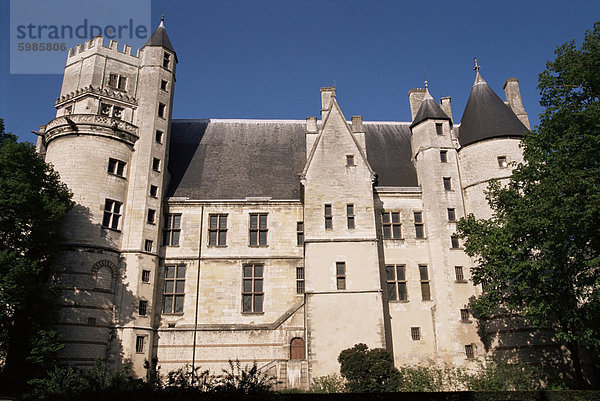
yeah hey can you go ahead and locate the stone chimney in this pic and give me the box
[408,88,426,121]
[503,78,530,129]
[440,97,452,121]
[306,117,318,133]
[321,86,336,118]
[351,115,363,133]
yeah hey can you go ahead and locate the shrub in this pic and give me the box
[309,374,346,393]
[338,343,400,392]
[215,359,278,394]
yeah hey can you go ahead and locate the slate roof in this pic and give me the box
[143,24,175,53]
[410,89,451,128]
[458,72,527,147]
[167,120,418,200]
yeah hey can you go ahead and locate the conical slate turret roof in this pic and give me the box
[458,71,527,147]
[410,85,451,129]
[143,16,175,53]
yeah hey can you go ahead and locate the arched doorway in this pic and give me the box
[290,337,305,360]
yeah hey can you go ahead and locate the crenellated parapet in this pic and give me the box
[67,36,141,60]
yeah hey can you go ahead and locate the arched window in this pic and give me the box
[92,260,117,292]
[290,337,305,360]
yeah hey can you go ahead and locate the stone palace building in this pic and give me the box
[35,19,551,388]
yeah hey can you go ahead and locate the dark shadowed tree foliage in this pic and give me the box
[457,22,600,385]
[0,119,73,388]
[338,343,400,392]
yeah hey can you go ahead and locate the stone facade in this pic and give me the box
[36,21,555,389]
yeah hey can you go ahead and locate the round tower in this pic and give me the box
[457,65,529,220]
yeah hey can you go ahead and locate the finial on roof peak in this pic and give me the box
[473,57,480,72]
[159,13,165,28]
[424,79,429,89]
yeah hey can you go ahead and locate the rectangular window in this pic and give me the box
[108,73,127,91]
[296,222,304,246]
[152,158,161,172]
[150,185,158,198]
[64,105,73,115]
[158,103,166,118]
[419,264,431,301]
[414,211,425,239]
[208,214,227,246]
[102,199,122,230]
[411,327,421,340]
[161,79,168,91]
[144,239,153,252]
[435,123,443,135]
[163,52,171,68]
[460,308,470,322]
[88,317,96,326]
[112,106,123,120]
[155,130,164,144]
[465,344,474,359]
[346,154,355,166]
[381,212,401,239]
[163,214,181,246]
[386,264,407,301]
[147,209,156,224]
[451,235,460,249]
[497,156,508,168]
[455,266,464,282]
[347,204,355,229]
[440,150,448,163]
[142,270,151,283]
[336,262,346,290]
[136,336,145,353]
[107,158,126,177]
[296,267,305,294]
[139,300,148,316]
[163,265,185,314]
[242,263,264,313]
[443,177,452,191]
[324,204,333,229]
[249,213,268,246]
[447,208,456,222]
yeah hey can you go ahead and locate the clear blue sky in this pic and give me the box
[1,0,599,143]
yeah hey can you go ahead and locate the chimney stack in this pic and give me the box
[408,88,426,121]
[503,78,530,129]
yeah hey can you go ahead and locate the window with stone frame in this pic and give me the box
[249,213,268,246]
[155,130,164,144]
[324,204,333,229]
[208,214,227,246]
[451,235,460,249]
[381,211,401,239]
[347,204,355,229]
[163,214,181,246]
[447,208,456,222]
[336,262,346,290]
[460,308,470,322]
[242,263,264,313]
[443,177,452,191]
[386,264,407,301]
[107,158,126,177]
[163,265,185,314]
[144,239,153,252]
[152,158,161,172]
[465,344,474,359]
[139,300,148,316]
[497,156,508,168]
[455,266,465,282]
[99,102,123,119]
[296,222,304,246]
[160,79,169,91]
[108,73,127,91]
[419,264,431,301]
[147,209,156,224]
[142,270,151,283]
[102,199,122,230]
[296,267,305,294]
[158,103,166,118]
[150,185,158,198]
[414,211,425,239]
[411,327,421,340]
[346,154,355,166]
[440,150,448,163]
[136,335,145,353]
[163,52,171,68]
[435,123,443,135]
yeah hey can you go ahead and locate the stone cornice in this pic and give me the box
[43,114,139,146]
[55,84,138,107]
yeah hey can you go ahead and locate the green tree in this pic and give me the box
[0,119,73,388]
[338,343,400,392]
[457,22,600,386]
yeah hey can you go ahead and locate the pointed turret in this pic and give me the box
[459,62,527,147]
[143,14,175,53]
[410,82,452,129]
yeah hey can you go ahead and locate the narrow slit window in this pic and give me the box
[336,262,346,290]
[414,212,425,239]
[155,130,164,144]
[419,264,431,301]
[296,267,305,294]
[455,266,464,282]
[296,222,304,246]
[451,235,460,249]
[150,185,158,198]
[158,103,166,118]
[324,204,333,230]
[136,336,145,353]
[152,158,161,172]
[347,204,355,229]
